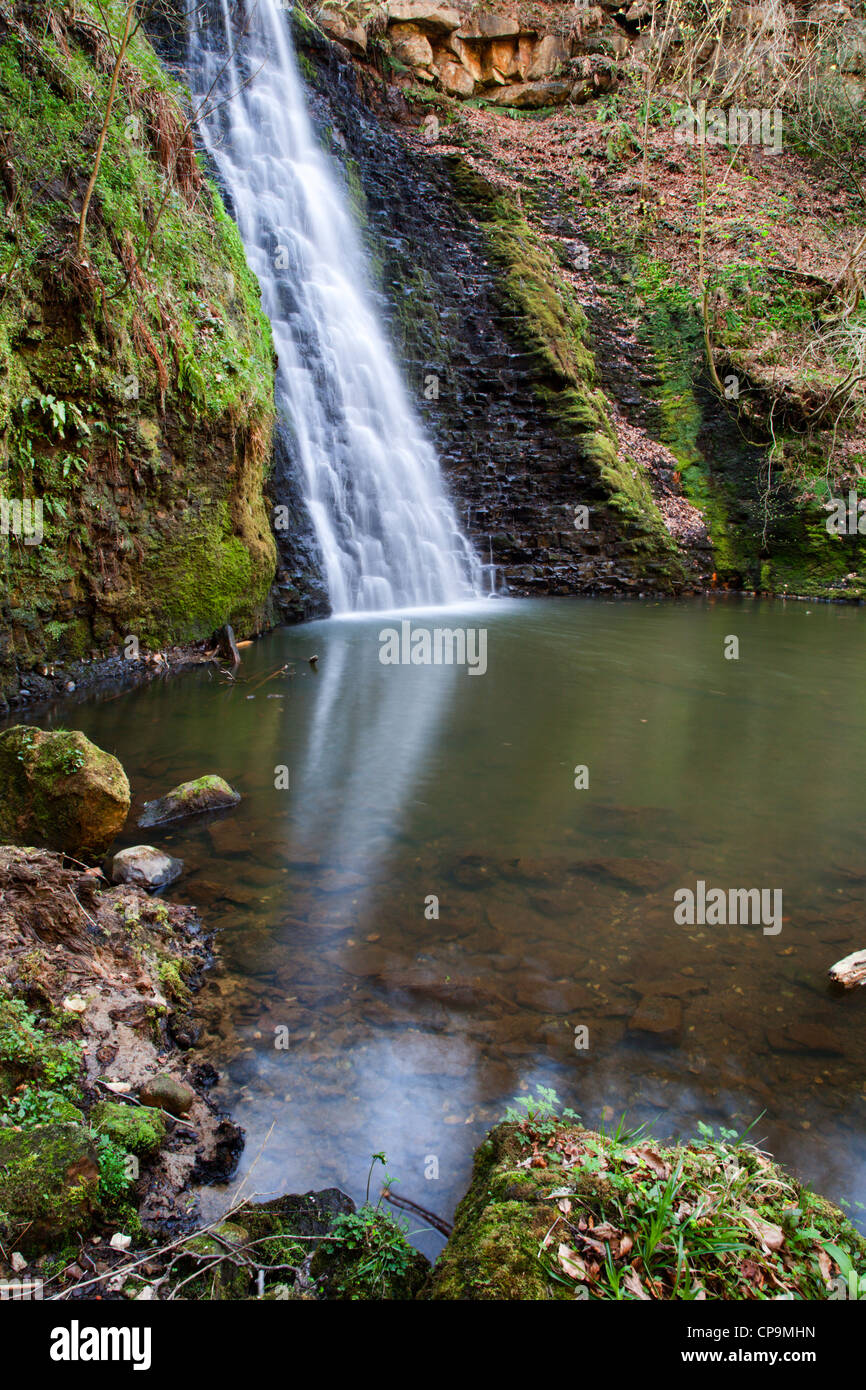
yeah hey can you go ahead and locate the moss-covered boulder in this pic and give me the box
[0,726,129,859]
[429,1112,866,1300]
[138,775,240,828]
[90,1100,166,1156]
[171,1221,253,1300]
[0,1122,100,1255]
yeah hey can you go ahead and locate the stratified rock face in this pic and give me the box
[111,845,184,890]
[293,39,687,594]
[0,1123,100,1255]
[138,775,241,828]
[386,2,463,32]
[0,726,130,859]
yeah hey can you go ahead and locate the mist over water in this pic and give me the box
[188,0,486,612]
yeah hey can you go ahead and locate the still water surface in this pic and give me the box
[31,596,866,1251]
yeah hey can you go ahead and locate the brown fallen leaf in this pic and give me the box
[815,1246,833,1289]
[624,1144,671,1180]
[744,1214,785,1253]
[557,1197,572,1216]
[558,1243,588,1280]
[623,1266,651,1300]
[590,1222,621,1240]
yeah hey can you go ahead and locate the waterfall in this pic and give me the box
[188,1,487,613]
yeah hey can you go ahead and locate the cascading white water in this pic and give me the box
[189,0,486,613]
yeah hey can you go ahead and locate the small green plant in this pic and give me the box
[94,1133,134,1201]
[503,1086,579,1146]
[322,1205,415,1300]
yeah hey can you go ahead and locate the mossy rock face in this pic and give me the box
[0,1122,100,1255]
[172,1221,253,1300]
[90,1100,166,1156]
[427,1125,568,1300]
[0,726,129,859]
[138,775,241,828]
[429,1120,866,1300]
[0,1,279,699]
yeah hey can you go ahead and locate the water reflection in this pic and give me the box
[13,596,866,1255]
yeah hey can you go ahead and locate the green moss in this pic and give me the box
[628,256,866,594]
[0,1122,100,1255]
[0,0,277,688]
[90,1100,166,1156]
[430,1113,866,1301]
[447,158,686,589]
[0,725,129,858]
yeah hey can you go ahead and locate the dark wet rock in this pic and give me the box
[110,844,184,890]
[0,726,129,859]
[766,1023,845,1056]
[139,1073,195,1116]
[628,993,683,1043]
[514,977,596,1014]
[574,857,677,892]
[138,775,241,828]
[191,1117,245,1184]
[451,855,497,889]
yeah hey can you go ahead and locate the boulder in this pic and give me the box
[90,1100,167,1155]
[138,1073,195,1117]
[390,23,435,67]
[526,34,571,79]
[435,56,476,95]
[319,9,368,55]
[0,1123,100,1255]
[110,845,184,890]
[138,774,240,828]
[490,79,573,108]
[0,726,129,859]
[386,1,462,32]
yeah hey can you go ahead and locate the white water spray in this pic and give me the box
[189,1,486,612]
